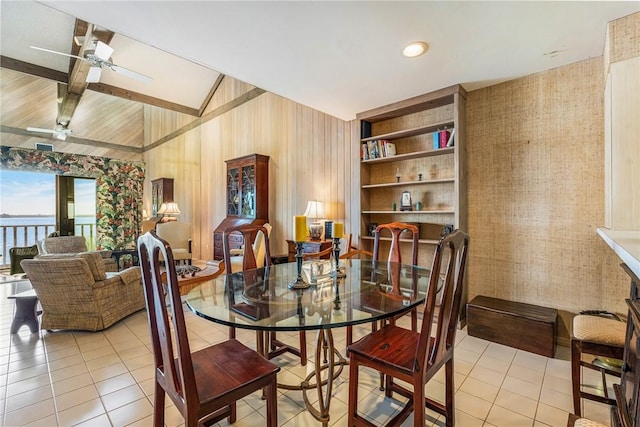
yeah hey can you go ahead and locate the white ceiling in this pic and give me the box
[4,1,639,121]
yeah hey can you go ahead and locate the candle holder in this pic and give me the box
[288,242,310,290]
[332,237,346,278]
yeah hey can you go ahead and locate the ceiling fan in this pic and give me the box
[26,124,72,141]
[30,40,152,84]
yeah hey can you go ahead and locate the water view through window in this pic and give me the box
[0,170,96,262]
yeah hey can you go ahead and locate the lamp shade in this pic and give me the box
[158,202,181,215]
[303,200,325,220]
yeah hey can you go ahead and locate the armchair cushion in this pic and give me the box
[156,222,192,262]
[39,236,88,254]
[76,251,108,281]
[37,235,117,272]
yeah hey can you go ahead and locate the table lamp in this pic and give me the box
[303,200,325,240]
[158,201,180,222]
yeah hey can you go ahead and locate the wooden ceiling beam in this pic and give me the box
[198,74,224,116]
[88,82,200,116]
[0,56,68,83]
[57,22,115,127]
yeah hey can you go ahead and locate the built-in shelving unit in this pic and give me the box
[356,84,467,266]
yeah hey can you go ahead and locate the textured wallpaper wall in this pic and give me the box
[466,58,629,318]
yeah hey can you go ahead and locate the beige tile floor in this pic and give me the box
[0,279,615,427]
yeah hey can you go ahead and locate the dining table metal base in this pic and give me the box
[257,328,348,427]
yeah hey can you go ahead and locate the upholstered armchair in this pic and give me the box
[156,222,192,264]
[21,252,144,331]
[36,235,117,272]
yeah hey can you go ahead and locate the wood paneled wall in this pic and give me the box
[466,57,629,315]
[143,76,356,260]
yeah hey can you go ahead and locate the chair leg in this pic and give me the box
[571,338,582,417]
[153,382,165,427]
[265,377,278,427]
[229,326,236,339]
[414,377,425,427]
[348,356,360,424]
[228,402,237,424]
[445,358,455,427]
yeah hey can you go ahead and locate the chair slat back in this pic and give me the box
[223,224,272,272]
[417,230,469,372]
[137,231,197,412]
[373,222,419,266]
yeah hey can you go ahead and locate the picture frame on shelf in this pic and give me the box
[400,191,412,211]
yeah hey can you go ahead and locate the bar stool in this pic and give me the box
[571,313,626,417]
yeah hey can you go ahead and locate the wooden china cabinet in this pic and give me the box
[151,178,174,218]
[212,154,269,260]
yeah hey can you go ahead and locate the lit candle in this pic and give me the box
[332,222,344,239]
[294,215,307,242]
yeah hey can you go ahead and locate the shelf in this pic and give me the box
[361,236,440,245]
[362,209,454,214]
[362,147,453,164]
[360,120,454,143]
[362,178,454,189]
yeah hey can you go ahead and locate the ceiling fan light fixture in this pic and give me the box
[86,66,102,83]
[403,41,429,58]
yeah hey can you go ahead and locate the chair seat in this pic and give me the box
[573,315,626,345]
[348,324,422,375]
[574,419,608,427]
[193,339,280,406]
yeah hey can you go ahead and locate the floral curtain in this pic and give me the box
[1,146,145,250]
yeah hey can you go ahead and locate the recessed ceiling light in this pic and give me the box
[403,41,429,58]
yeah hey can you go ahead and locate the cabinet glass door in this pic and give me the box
[241,165,255,217]
[227,167,240,215]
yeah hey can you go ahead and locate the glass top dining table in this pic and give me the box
[184,258,434,426]
[184,258,433,333]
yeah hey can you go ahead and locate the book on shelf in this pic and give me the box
[433,132,440,149]
[385,141,396,156]
[446,128,456,147]
[439,129,450,148]
[361,142,369,160]
[361,139,396,160]
[367,140,378,159]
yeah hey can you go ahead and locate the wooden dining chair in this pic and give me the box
[373,222,420,332]
[347,229,469,427]
[223,223,308,366]
[137,230,280,427]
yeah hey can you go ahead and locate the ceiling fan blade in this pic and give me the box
[26,127,56,134]
[30,46,84,61]
[86,66,102,83]
[94,41,114,61]
[110,64,153,84]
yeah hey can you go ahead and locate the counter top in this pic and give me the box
[597,228,640,279]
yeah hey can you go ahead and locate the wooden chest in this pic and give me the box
[467,295,558,357]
